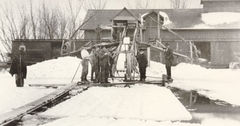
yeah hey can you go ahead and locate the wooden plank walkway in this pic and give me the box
[0,83,80,125]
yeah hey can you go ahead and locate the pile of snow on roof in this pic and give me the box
[201,12,240,26]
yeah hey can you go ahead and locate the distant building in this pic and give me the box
[12,0,240,67]
[11,39,89,65]
[81,0,240,68]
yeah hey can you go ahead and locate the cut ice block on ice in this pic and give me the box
[41,85,192,121]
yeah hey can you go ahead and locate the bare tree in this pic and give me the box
[29,0,37,39]
[84,0,107,10]
[66,0,84,39]
[170,0,188,9]
[135,0,151,9]
[0,0,88,61]
[124,0,152,9]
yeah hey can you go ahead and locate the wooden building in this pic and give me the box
[12,39,89,64]
[81,0,240,68]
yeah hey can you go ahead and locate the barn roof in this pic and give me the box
[81,8,240,30]
[82,9,202,30]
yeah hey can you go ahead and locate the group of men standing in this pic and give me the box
[82,42,174,83]
[81,46,114,83]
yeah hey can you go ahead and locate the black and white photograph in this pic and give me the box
[1,0,240,125]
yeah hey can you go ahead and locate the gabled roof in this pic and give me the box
[82,9,203,30]
[81,8,240,30]
[112,7,138,21]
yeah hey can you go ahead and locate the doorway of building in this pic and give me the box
[194,42,211,61]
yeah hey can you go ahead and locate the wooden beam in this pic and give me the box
[150,44,191,60]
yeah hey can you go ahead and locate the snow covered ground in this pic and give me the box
[0,69,55,114]
[1,56,240,126]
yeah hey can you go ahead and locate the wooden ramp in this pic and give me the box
[0,83,80,125]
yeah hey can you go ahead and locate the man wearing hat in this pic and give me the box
[9,43,27,87]
[164,43,174,81]
[136,48,148,81]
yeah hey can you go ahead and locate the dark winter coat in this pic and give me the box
[136,53,148,68]
[164,48,174,66]
[9,56,27,79]
[98,48,110,82]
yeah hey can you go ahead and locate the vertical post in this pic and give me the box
[19,54,22,86]
[147,47,150,67]
[157,14,160,40]
[176,41,179,63]
[189,41,193,63]
[73,40,76,52]
[60,40,65,55]
[140,24,143,43]
[189,91,193,106]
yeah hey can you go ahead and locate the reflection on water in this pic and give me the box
[171,88,240,124]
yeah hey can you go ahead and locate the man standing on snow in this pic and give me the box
[136,48,148,81]
[99,47,110,83]
[81,49,90,82]
[9,43,27,87]
[89,47,98,82]
[81,57,89,82]
[164,43,174,81]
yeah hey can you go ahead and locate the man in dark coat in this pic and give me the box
[164,43,174,81]
[99,47,110,83]
[9,45,27,87]
[136,49,148,81]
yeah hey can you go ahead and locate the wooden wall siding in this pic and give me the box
[161,29,240,42]
[203,2,240,12]
[84,30,111,40]
[12,42,52,63]
[143,12,159,42]
[194,42,211,60]
[230,42,240,62]
[211,42,233,66]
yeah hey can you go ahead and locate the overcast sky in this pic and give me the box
[0,0,202,19]
[0,0,202,53]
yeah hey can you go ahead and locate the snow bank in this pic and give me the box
[26,56,86,84]
[145,61,240,106]
[171,63,240,106]
[41,85,192,121]
[146,61,165,79]
[201,12,240,26]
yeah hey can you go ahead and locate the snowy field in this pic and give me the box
[1,56,240,126]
